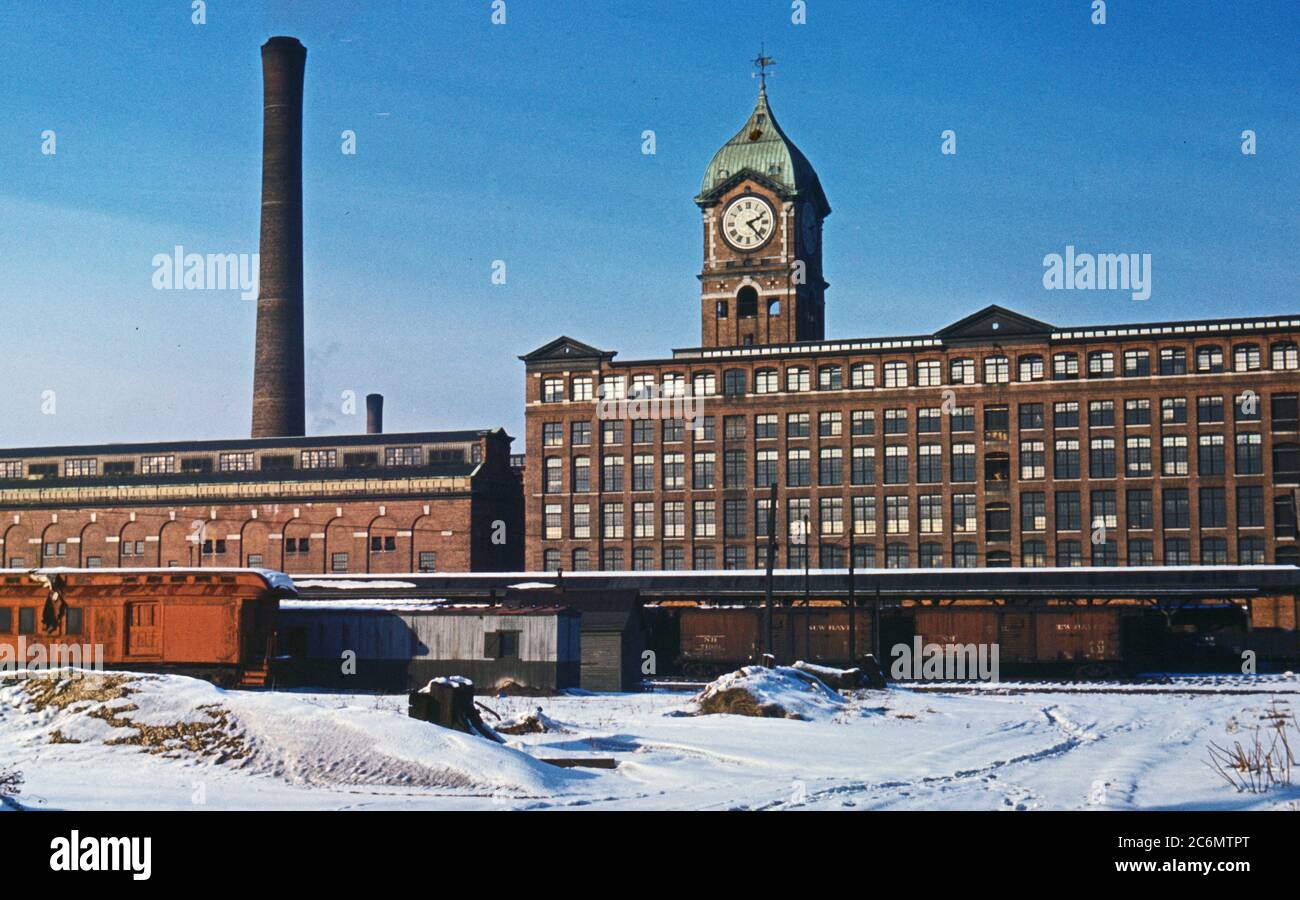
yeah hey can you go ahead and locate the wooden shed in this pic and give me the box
[276,599,579,693]
[521,588,644,692]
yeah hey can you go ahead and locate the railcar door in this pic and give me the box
[124,601,161,657]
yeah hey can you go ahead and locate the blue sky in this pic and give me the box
[0,0,1295,449]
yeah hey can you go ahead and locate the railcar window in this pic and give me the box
[0,608,10,633]
[18,608,35,634]
[65,608,83,635]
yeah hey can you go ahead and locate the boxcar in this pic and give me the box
[668,605,876,676]
[0,567,293,687]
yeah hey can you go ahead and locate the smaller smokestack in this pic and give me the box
[366,393,384,434]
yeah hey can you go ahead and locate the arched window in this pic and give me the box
[737,286,758,318]
[1271,342,1299,370]
[949,357,976,385]
[1018,354,1044,381]
[767,298,781,316]
[1052,352,1079,380]
[1196,345,1224,373]
[723,368,747,396]
[1233,343,1261,372]
[883,361,908,388]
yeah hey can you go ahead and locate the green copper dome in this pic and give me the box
[696,86,829,214]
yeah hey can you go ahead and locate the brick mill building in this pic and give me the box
[0,428,521,574]
[521,84,1300,573]
[0,38,524,577]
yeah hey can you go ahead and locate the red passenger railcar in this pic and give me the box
[0,568,294,687]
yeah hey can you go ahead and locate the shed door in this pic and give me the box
[125,602,160,656]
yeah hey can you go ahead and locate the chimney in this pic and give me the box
[251,36,307,438]
[366,393,384,434]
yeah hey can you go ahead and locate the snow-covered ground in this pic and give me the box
[3,670,1299,811]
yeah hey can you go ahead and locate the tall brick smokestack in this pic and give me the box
[366,393,384,434]
[251,36,307,438]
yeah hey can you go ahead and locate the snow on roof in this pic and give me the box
[292,579,417,590]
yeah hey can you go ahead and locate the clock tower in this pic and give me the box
[695,63,830,347]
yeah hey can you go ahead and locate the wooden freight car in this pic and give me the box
[664,605,875,677]
[0,567,293,687]
[912,606,1127,677]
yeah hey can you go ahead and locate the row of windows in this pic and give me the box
[538,342,1300,401]
[543,439,1300,492]
[541,538,1299,572]
[540,394,1300,449]
[541,488,1300,542]
[0,446,469,480]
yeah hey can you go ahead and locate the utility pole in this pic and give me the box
[848,526,856,667]
[803,514,811,663]
[763,480,777,665]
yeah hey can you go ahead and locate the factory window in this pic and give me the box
[693,372,717,396]
[19,608,35,635]
[298,450,336,470]
[1087,350,1115,378]
[1273,394,1299,432]
[882,408,908,435]
[285,537,309,555]
[1053,401,1079,429]
[122,541,146,557]
[140,455,175,475]
[85,557,102,568]
[201,539,227,556]
[219,451,255,472]
[1161,397,1187,424]
[850,362,875,388]
[343,452,378,469]
[1195,345,1224,373]
[819,364,844,390]
[1052,353,1079,380]
[0,461,20,479]
[542,377,564,402]
[331,553,348,573]
[785,366,811,392]
[1197,396,1224,424]
[1022,541,1048,567]
[1127,539,1154,566]
[1159,347,1187,375]
[43,542,67,559]
[369,536,397,553]
[8,558,24,568]
[916,360,941,387]
[246,554,263,568]
[634,547,655,570]
[64,458,98,477]
[755,368,779,394]
[1018,355,1044,382]
[1161,435,1189,476]
[1123,349,1151,377]
[1274,443,1300,483]
[952,541,978,568]
[1233,344,1262,372]
[1272,342,1299,371]
[1124,399,1151,426]
[984,405,1009,440]
[983,355,1009,384]
[571,376,594,402]
[384,447,422,467]
[883,361,908,388]
[949,357,976,385]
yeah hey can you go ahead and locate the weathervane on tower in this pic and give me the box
[752,45,775,91]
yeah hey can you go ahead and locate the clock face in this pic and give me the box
[800,201,819,255]
[721,195,775,251]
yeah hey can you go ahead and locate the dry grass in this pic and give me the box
[17,673,139,712]
[1206,699,1296,794]
[16,674,250,763]
[694,687,798,719]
